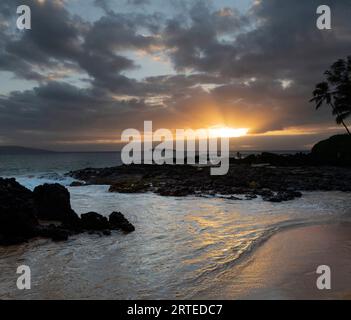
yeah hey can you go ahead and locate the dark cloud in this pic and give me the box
[0,0,159,88]
[0,0,350,150]
[164,1,249,73]
[0,81,151,146]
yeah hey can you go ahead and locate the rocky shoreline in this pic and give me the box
[67,137,351,202]
[0,178,135,246]
[68,153,351,203]
[2,148,351,246]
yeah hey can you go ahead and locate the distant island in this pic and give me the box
[0,146,55,155]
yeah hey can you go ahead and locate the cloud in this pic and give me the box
[0,0,350,149]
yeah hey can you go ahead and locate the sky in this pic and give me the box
[0,0,350,151]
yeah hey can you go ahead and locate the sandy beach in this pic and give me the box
[197,223,351,300]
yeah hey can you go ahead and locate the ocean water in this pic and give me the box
[0,153,350,299]
[0,152,122,186]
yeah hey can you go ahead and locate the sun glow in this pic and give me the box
[209,126,249,138]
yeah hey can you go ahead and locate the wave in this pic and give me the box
[8,172,78,190]
[184,216,351,298]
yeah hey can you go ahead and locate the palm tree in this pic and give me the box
[310,57,351,136]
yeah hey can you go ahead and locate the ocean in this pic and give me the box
[0,152,350,299]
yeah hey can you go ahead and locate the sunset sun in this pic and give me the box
[209,126,249,138]
[1,0,351,304]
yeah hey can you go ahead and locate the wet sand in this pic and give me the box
[197,223,351,300]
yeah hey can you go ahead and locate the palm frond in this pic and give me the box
[336,111,351,124]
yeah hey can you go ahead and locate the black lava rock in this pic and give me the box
[109,212,135,233]
[33,183,81,229]
[0,178,39,245]
[38,225,70,242]
[0,179,135,246]
[81,212,110,231]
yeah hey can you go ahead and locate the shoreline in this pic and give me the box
[195,223,351,300]
[69,163,351,202]
[1,180,350,299]
[2,221,351,299]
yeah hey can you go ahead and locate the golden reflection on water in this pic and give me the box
[199,224,351,300]
[0,188,350,299]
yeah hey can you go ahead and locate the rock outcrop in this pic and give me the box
[0,178,39,245]
[109,212,135,233]
[33,183,81,229]
[80,211,136,233]
[81,212,110,231]
[69,162,351,202]
[0,179,135,246]
[312,134,351,166]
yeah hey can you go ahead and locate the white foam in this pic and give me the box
[13,173,77,190]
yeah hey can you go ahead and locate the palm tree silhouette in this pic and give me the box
[310,57,351,136]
